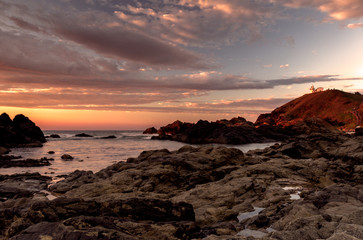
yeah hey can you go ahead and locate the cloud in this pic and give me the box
[9,16,42,33]
[0,1,211,71]
[347,23,363,28]
[285,35,295,46]
[0,86,290,116]
[113,0,284,46]
[200,98,292,109]
[280,64,290,69]
[53,23,209,69]
[264,64,273,68]
[274,0,363,20]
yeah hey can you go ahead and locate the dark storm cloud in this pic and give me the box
[53,24,208,69]
[9,17,42,33]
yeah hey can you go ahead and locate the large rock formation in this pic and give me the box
[1,129,361,239]
[0,113,46,148]
[151,90,362,144]
[255,90,363,130]
[152,118,288,144]
[143,127,157,134]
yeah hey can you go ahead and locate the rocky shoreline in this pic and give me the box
[147,90,363,145]
[0,126,362,239]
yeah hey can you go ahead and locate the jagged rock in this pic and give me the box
[49,170,95,193]
[270,184,363,240]
[0,113,45,148]
[157,120,193,135]
[12,115,45,143]
[5,197,195,239]
[1,128,363,239]
[143,127,157,134]
[0,173,51,201]
[154,119,286,144]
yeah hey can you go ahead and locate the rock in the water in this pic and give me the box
[101,135,117,139]
[12,114,45,143]
[0,156,52,168]
[61,154,74,161]
[74,133,93,137]
[143,127,157,134]
[154,118,286,144]
[0,113,46,147]
[48,134,61,138]
[47,151,55,154]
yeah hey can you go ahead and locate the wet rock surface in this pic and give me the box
[0,155,52,168]
[0,131,362,239]
[0,173,51,201]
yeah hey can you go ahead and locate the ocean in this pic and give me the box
[0,130,275,180]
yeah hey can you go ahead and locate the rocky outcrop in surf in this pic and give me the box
[151,118,288,144]
[0,113,45,148]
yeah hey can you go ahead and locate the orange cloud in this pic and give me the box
[347,23,363,28]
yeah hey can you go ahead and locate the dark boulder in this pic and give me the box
[61,154,74,161]
[74,133,93,137]
[49,134,61,138]
[101,135,117,139]
[143,127,157,134]
[0,113,13,128]
[0,113,45,147]
[12,115,45,143]
[355,127,363,136]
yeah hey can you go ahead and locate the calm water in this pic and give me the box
[0,130,275,178]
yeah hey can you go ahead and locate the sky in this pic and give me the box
[1,0,363,130]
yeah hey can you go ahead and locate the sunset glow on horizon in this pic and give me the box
[1,0,363,130]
